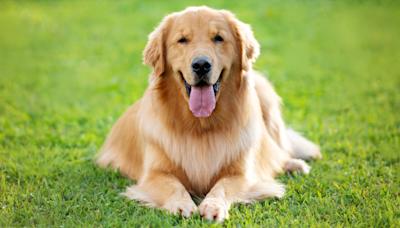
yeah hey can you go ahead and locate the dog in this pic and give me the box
[97,6,321,223]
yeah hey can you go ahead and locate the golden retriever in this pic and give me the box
[97,6,321,223]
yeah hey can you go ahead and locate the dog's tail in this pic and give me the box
[286,129,322,160]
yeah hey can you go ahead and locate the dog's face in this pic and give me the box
[143,7,260,118]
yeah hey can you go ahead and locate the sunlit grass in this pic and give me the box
[1,0,399,227]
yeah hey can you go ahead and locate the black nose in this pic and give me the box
[191,57,212,76]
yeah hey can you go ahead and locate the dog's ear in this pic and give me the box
[143,14,174,81]
[221,10,260,72]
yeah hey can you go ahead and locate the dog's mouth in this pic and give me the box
[181,71,223,118]
[181,71,222,97]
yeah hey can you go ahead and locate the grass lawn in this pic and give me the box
[1,0,400,227]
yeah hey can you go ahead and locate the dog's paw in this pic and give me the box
[285,158,311,174]
[163,197,197,218]
[199,198,229,223]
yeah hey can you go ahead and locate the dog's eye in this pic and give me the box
[213,35,223,42]
[178,37,187,43]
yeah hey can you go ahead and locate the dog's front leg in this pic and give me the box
[199,175,248,223]
[124,169,198,218]
[123,145,197,218]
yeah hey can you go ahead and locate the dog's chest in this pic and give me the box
[141,114,262,194]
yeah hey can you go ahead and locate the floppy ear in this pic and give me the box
[143,15,174,80]
[221,10,260,72]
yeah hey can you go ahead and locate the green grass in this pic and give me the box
[1,0,399,227]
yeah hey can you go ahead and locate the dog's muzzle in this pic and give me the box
[183,73,221,97]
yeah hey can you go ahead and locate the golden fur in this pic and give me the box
[97,6,321,222]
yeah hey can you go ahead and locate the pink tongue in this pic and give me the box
[189,85,216,117]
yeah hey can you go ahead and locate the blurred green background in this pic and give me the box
[1,0,399,227]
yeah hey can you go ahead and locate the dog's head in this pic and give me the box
[143,6,259,118]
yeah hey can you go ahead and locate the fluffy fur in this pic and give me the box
[97,6,321,223]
